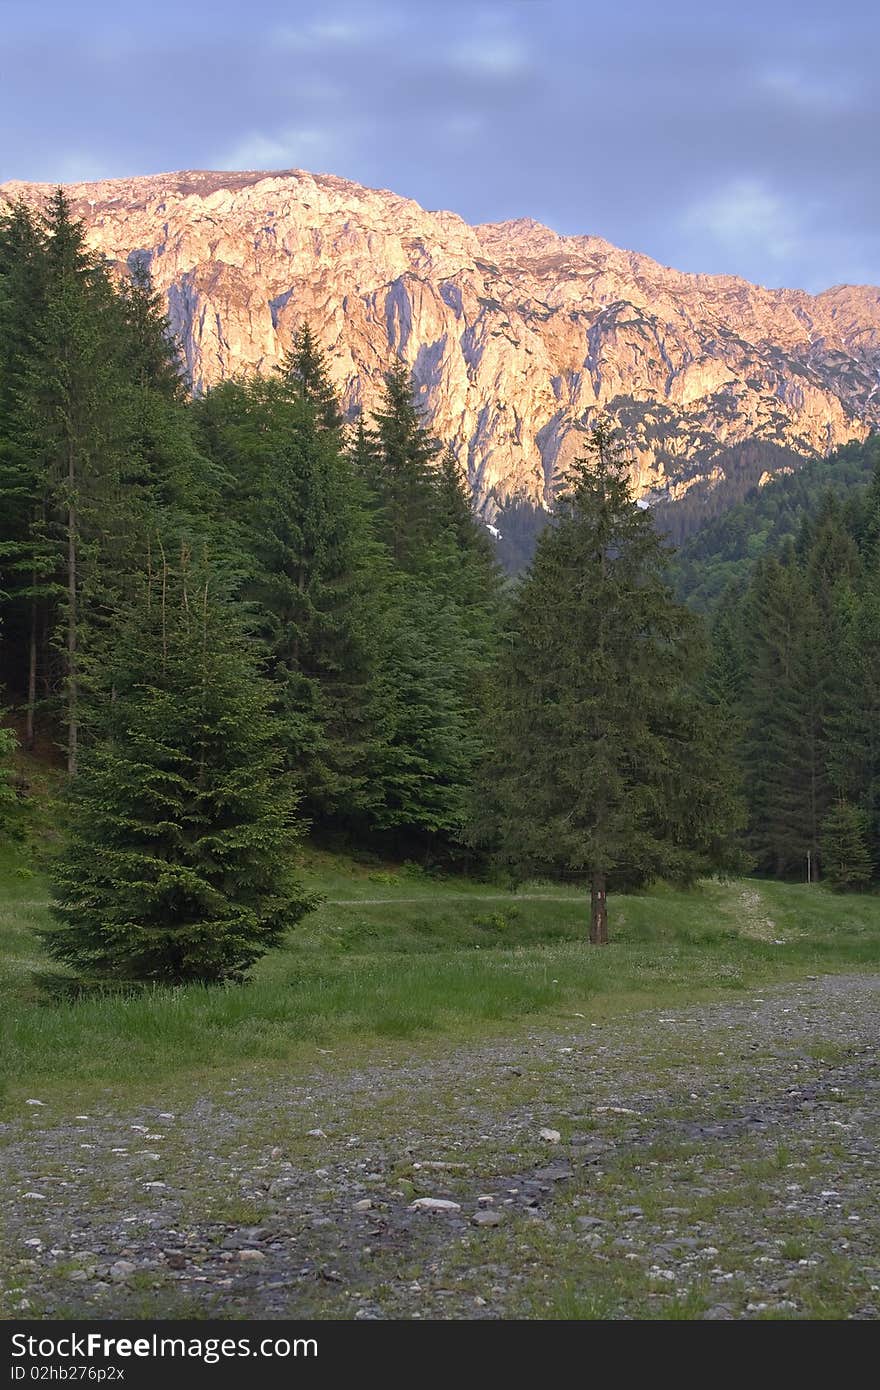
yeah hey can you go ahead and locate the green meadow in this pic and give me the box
[3,842,880,1111]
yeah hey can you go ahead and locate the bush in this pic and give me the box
[472,908,521,933]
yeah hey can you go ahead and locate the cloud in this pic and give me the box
[448,37,530,77]
[217,127,342,172]
[2,0,879,293]
[272,12,393,51]
[310,19,363,43]
[680,178,803,266]
[46,152,116,184]
[755,64,857,114]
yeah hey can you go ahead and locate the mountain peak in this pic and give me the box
[3,165,878,514]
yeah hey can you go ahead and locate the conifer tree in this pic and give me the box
[704,585,747,712]
[430,444,501,618]
[116,253,186,400]
[0,721,19,837]
[360,360,441,570]
[0,199,55,745]
[349,418,376,477]
[821,800,874,892]
[481,418,741,942]
[353,374,502,853]
[825,575,880,872]
[279,322,343,431]
[801,492,862,599]
[366,576,485,847]
[43,553,313,984]
[195,373,380,832]
[1,201,207,755]
[856,451,880,560]
[740,552,827,877]
[17,190,129,771]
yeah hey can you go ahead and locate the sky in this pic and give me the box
[0,0,877,293]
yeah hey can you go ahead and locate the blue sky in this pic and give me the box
[1,0,877,293]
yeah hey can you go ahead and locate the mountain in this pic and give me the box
[3,167,879,518]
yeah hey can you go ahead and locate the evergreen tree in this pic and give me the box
[0,721,19,838]
[112,255,211,535]
[481,418,741,942]
[801,491,862,597]
[821,800,874,892]
[704,584,748,712]
[359,360,441,570]
[366,575,485,848]
[857,450,880,561]
[430,444,501,614]
[279,322,343,431]
[195,373,381,832]
[355,377,502,854]
[0,200,213,759]
[825,575,880,872]
[116,253,186,400]
[0,199,56,745]
[740,552,827,877]
[16,190,131,771]
[723,471,880,884]
[43,553,314,984]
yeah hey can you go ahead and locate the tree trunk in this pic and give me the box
[590,872,608,945]
[25,592,37,751]
[39,602,50,701]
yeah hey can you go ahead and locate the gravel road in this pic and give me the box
[2,972,878,1320]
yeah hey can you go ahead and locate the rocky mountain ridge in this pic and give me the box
[3,167,879,516]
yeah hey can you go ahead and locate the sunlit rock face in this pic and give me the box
[3,167,879,516]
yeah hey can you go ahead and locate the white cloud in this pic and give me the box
[48,153,115,184]
[217,127,341,172]
[755,65,856,114]
[310,20,362,43]
[449,37,530,76]
[272,12,393,51]
[680,178,802,265]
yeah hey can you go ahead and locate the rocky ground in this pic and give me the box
[2,973,878,1320]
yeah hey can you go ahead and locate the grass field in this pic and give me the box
[2,841,880,1110]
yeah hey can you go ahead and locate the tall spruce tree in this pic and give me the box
[116,253,186,400]
[279,322,343,431]
[430,444,502,618]
[16,190,132,771]
[360,359,441,570]
[0,201,212,760]
[740,552,824,877]
[352,369,502,854]
[821,800,874,892]
[481,418,741,942]
[0,199,55,746]
[366,575,486,847]
[195,369,381,833]
[43,552,313,984]
[825,573,880,872]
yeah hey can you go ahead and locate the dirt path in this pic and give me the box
[2,973,879,1320]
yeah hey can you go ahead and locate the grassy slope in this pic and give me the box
[2,842,880,1112]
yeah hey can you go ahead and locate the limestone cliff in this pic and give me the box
[3,167,879,516]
